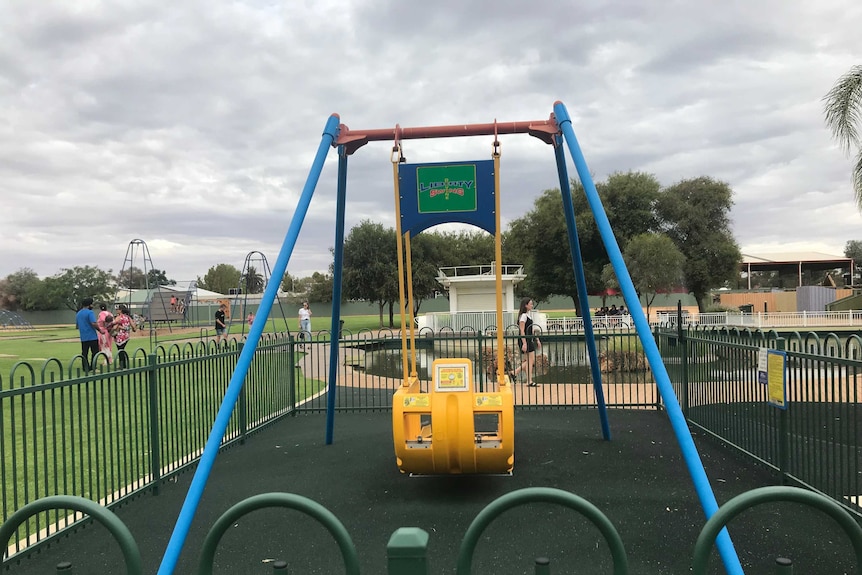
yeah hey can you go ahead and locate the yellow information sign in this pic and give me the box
[765,349,787,409]
[435,364,469,392]
[475,395,503,407]
[403,395,430,407]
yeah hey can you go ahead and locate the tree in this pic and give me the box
[506,188,583,311]
[281,272,300,293]
[147,269,176,287]
[655,177,742,311]
[844,240,862,285]
[342,221,398,327]
[241,266,265,294]
[306,271,333,304]
[434,230,495,268]
[42,266,115,311]
[844,239,862,263]
[823,65,862,210]
[600,263,619,309]
[0,268,45,310]
[622,233,685,319]
[197,264,241,295]
[596,171,662,252]
[117,267,174,289]
[117,267,147,289]
[407,233,444,314]
[506,172,663,316]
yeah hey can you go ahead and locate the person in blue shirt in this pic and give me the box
[75,297,102,371]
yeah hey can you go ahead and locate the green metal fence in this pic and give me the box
[0,333,298,557]
[655,324,862,519]
[294,327,660,413]
[3,326,860,561]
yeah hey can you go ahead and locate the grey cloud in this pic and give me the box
[1,0,861,283]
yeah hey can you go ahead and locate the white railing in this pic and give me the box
[418,311,546,333]
[417,310,862,333]
[695,310,862,329]
[561,310,862,330]
[436,264,525,278]
[545,315,633,331]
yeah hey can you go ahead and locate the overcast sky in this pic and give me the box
[2,1,860,285]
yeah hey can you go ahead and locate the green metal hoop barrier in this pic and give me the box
[455,487,629,575]
[196,492,360,575]
[692,486,862,574]
[0,495,142,575]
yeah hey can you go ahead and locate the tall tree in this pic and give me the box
[306,271,333,303]
[622,233,685,319]
[600,263,619,309]
[844,240,862,285]
[117,266,147,289]
[823,65,862,210]
[506,188,582,311]
[281,271,300,293]
[42,266,115,311]
[408,233,445,314]
[147,269,176,287]
[241,266,265,294]
[844,239,862,263]
[596,171,662,252]
[342,221,398,327]
[118,267,175,289]
[0,268,45,310]
[655,177,741,311]
[197,264,241,295]
[506,172,664,315]
[434,230,496,268]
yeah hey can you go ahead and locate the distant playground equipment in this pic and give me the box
[0,309,33,329]
[228,251,290,338]
[114,238,188,348]
[154,103,745,574]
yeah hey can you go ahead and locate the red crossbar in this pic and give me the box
[333,114,560,154]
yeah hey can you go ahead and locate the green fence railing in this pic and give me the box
[655,325,862,519]
[0,333,299,556]
[293,327,660,413]
[3,325,860,563]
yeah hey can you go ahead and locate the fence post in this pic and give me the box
[775,336,790,484]
[147,354,161,496]
[289,334,297,415]
[237,341,248,444]
[387,527,429,575]
[477,331,485,392]
[677,302,689,416]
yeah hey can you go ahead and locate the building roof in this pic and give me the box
[738,252,854,289]
[741,252,850,264]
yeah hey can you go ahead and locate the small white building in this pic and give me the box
[418,263,546,332]
[437,263,524,311]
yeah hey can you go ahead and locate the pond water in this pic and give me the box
[364,339,599,384]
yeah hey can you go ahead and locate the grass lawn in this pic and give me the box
[0,319,343,541]
[0,314,391,379]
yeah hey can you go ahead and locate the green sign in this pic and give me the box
[416,164,478,214]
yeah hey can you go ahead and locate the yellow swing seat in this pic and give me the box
[392,358,514,475]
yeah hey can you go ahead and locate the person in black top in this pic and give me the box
[215,304,227,344]
[511,297,541,386]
